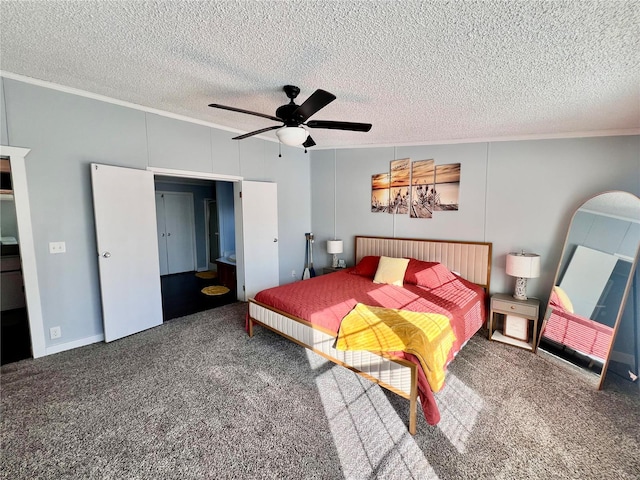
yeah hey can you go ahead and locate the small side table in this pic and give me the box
[488,293,540,352]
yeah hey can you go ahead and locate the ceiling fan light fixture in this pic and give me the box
[276,126,307,146]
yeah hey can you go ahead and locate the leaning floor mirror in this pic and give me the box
[537,191,640,389]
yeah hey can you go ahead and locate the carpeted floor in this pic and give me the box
[1,302,638,479]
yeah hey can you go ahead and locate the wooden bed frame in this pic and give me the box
[247,236,492,434]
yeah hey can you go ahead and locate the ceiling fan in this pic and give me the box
[208,85,372,149]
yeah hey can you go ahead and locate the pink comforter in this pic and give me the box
[250,268,486,426]
[542,290,613,360]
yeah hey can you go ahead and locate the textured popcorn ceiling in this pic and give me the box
[0,1,638,148]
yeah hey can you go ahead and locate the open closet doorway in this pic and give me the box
[0,157,30,364]
[154,175,237,320]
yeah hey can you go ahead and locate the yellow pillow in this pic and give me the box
[553,286,574,313]
[373,256,410,286]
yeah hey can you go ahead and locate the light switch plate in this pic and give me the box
[49,241,66,254]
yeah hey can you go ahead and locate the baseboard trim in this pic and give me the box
[45,334,104,356]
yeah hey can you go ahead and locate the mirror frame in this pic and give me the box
[537,190,640,389]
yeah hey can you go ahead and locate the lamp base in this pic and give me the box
[513,277,528,300]
[332,254,339,268]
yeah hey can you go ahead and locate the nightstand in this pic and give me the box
[322,267,346,274]
[488,293,540,352]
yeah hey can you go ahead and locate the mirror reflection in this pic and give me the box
[538,191,640,387]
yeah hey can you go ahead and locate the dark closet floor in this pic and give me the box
[160,271,235,321]
[1,307,31,365]
[0,272,233,366]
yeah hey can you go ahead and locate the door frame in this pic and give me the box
[0,145,46,358]
[149,168,241,282]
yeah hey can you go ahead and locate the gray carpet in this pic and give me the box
[1,302,638,480]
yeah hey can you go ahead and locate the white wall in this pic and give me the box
[1,77,311,351]
[311,136,640,306]
[0,79,7,145]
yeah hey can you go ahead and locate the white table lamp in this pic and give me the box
[327,240,343,268]
[506,251,540,300]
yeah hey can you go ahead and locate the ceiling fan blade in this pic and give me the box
[306,120,372,132]
[302,135,316,148]
[232,125,280,140]
[209,103,281,122]
[292,89,336,122]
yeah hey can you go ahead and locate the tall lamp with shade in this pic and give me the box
[506,251,541,300]
[327,240,343,268]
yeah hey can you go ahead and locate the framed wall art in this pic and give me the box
[389,158,410,215]
[410,159,435,219]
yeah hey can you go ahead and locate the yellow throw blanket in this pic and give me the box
[335,303,456,392]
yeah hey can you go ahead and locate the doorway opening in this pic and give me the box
[153,175,236,321]
[1,157,31,365]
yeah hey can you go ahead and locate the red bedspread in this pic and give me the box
[251,268,486,425]
[542,290,613,360]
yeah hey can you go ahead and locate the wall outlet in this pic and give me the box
[49,241,66,254]
[50,326,62,339]
[291,270,296,278]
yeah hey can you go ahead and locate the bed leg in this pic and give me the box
[248,317,254,337]
[409,370,418,435]
[409,395,417,435]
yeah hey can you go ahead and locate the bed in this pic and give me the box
[539,287,614,361]
[247,236,492,434]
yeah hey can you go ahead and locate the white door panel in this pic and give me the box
[235,181,279,300]
[164,193,196,273]
[560,245,618,318]
[91,163,163,342]
[155,192,196,275]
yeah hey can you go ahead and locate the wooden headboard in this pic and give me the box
[355,236,492,291]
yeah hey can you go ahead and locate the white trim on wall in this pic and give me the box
[3,71,638,151]
[45,333,105,356]
[0,71,252,140]
[0,145,46,358]
[148,166,242,183]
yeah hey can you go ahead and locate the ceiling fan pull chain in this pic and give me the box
[278,142,282,158]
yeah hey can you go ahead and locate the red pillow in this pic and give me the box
[350,256,380,277]
[403,258,439,285]
[409,261,457,289]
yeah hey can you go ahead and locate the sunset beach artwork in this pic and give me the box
[410,159,435,219]
[389,158,410,215]
[371,172,390,213]
[433,163,461,211]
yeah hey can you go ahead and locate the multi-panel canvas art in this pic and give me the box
[371,159,461,218]
[371,173,390,213]
[410,159,435,219]
[388,158,410,215]
[433,163,460,211]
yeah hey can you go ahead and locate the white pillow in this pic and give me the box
[373,256,410,286]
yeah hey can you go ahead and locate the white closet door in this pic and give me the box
[155,192,196,275]
[163,193,196,274]
[155,193,169,276]
[560,245,618,318]
[235,181,279,300]
[91,163,163,342]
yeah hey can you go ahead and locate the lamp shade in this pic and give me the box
[276,126,307,146]
[327,240,343,254]
[506,252,540,279]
